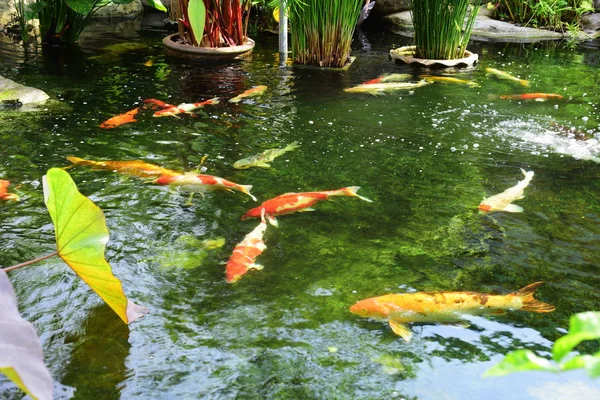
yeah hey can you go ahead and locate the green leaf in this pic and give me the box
[188,0,206,45]
[561,354,600,377]
[144,0,167,12]
[42,168,148,324]
[483,350,558,377]
[0,270,53,400]
[64,0,96,15]
[553,312,600,362]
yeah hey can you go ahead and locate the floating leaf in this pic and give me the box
[188,0,206,45]
[483,349,558,377]
[553,311,600,362]
[43,168,148,324]
[0,270,53,400]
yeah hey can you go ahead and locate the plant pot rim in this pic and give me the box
[163,34,255,60]
[390,45,478,68]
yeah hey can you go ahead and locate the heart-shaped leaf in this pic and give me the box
[0,270,53,400]
[188,0,206,45]
[43,168,148,324]
[553,311,600,362]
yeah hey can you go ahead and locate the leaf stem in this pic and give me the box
[2,252,59,272]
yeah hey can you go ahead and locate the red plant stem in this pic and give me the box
[2,251,59,273]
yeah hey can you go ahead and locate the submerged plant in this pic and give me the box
[279,0,364,68]
[410,0,482,60]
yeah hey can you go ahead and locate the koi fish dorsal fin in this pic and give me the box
[66,156,85,165]
[389,320,412,342]
[503,204,524,213]
[516,282,556,313]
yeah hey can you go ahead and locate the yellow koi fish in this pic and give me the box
[155,173,257,201]
[361,73,413,85]
[350,282,555,342]
[344,80,430,95]
[485,67,530,87]
[479,168,534,213]
[66,156,182,178]
[228,85,268,103]
[233,141,301,169]
[419,75,480,88]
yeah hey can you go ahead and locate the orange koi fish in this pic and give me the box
[500,93,563,101]
[350,282,555,342]
[226,209,268,283]
[155,173,256,201]
[0,180,19,201]
[479,168,534,213]
[67,156,181,178]
[228,85,268,103]
[241,186,372,226]
[153,97,220,118]
[99,107,140,129]
[142,98,176,109]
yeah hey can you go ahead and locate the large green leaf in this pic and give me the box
[188,0,206,45]
[483,350,558,377]
[43,168,148,324]
[143,0,167,12]
[0,270,53,400]
[64,0,97,15]
[553,312,600,362]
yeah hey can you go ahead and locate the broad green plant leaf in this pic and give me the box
[483,349,558,377]
[553,311,600,362]
[143,0,167,12]
[64,0,98,15]
[43,168,148,324]
[188,0,206,45]
[0,270,53,400]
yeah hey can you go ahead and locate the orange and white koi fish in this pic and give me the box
[485,67,530,87]
[0,180,19,201]
[100,107,140,129]
[241,186,372,226]
[228,85,268,103]
[350,282,555,342]
[155,173,256,201]
[344,80,430,95]
[153,97,220,118]
[479,168,534,213]
[66,156,181,178]
[419,74,480,88]
[226,209,268,283]
[500,93,563,101]
[142,98,175,109]
[361,73,412,85]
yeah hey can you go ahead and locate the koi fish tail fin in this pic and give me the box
[239,185,257,202]
[206,97,220,105]
[503,204,524,213]
[228,96,241,103]
[520,168,535,182]
[66,156,85,165]
[516,282,556,313]
[285,141,301,151]
[342,186,373,202]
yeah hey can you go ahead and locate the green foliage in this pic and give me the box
[187,0,206,45]
[410,0,482,60]
[283,0,363,68]
[491,0,594,31]
[485,312,600,377]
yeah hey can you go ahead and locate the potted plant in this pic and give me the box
[390,0,481,68]
[275,0,364,69]
[163,0,255,60]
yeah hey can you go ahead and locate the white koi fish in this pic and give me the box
[153,97,220,118]
[479,168,534,213]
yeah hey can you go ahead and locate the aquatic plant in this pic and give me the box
[171,0,253,47]
[275,0,364,68]
[485,311,600,377]
[489,0,594,31]
[410,0,482,60]
[15,0,167,44]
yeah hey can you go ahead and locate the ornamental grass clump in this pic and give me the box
[410,0,481,60]
[287,0,364,68]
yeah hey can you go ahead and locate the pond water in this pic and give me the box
[1,15,600,400]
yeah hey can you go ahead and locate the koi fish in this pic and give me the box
[153,97,220,118]
[350,282,555,342]
[419,75,480,88]
[67,156,182,178]
[142,98,176,109]
[233,141,301,169]
[155,173,257,201]
[479,168,534,213]
[226,209,268,283]
[344,80,430,95]
[0,180,19,201]
[500,93,563,101]
[241,186,372,226]
[99,107,140,129]
[228,85,268,103]
[485,67,530,87]
[361,73,413,85]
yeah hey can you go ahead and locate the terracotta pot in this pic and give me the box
[162,34,255,61]
[390,45,478,68]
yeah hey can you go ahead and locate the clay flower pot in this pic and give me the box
[163,34,255,61]
[390,45,478,68]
